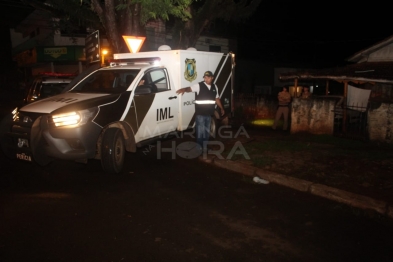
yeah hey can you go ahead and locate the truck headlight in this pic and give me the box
[50,108,97,127]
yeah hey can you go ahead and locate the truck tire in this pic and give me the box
[210,116,218,138]
[101,128,125,174]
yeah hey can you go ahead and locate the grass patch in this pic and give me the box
[251,156,274,168]
[242,140,311,153]
[221,131,393,168]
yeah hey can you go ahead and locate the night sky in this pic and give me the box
[236,0,393,67]
[0,0,392,70]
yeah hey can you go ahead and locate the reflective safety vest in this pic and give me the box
[195,81,217,116]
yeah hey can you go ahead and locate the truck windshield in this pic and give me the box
[69,69,140,94]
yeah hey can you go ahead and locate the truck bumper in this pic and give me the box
[1,112,102,166]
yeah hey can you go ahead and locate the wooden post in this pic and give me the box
[342,81,348,133]
[294,78,298,97]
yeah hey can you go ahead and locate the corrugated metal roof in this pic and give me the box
[347,35,393,63]
[279,62,393,84]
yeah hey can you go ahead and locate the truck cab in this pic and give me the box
[0,48,235,173]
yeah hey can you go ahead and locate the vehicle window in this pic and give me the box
[34,82,42,97]
[70,69,140,94]
[40,83,69,98]
[144,69,168,93]
[150,70,165,82]
[32,80,40,97]
[24,79,41,103]
[24,75,75,104]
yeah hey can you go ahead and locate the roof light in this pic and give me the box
[122,36,145,53]
[158,45,171,51]
[110,57,161,65]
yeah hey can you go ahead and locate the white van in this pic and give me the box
[0,48,235,173]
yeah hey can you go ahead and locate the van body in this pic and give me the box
[0,49,235,173]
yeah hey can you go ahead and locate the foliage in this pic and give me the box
[22,0,193,53]
[171,0,262,49]
[116,0,192,24]
[21,0,262,53]
[21,0,102,37]
[242,140,311,153]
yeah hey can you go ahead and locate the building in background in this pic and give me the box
[10,8,236,86]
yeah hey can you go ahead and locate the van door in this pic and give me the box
[133,68,179,140]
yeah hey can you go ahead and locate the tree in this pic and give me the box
[91,0,193,52]
[21,0,261,52]
[171,0,262,49]
[22,0,192,53]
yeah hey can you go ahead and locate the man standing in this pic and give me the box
[176,71,225,152]
[272,86,291,130]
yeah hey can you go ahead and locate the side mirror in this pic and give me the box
[135,85,152,95]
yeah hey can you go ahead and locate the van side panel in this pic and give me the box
[177,52,234,131]
[113,50,234,132]
[123,94,157,137]
[213,54,234,114]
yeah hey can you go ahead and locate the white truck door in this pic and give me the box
[133,68,179,141]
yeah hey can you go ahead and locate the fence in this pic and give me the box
[233,93,277,120]
[235,94,370,139]
[333,104,369,140]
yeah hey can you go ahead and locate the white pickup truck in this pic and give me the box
[0,48,235,173]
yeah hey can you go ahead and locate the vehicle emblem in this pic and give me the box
[184,58,197,82]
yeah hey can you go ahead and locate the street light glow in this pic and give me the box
[101,49,108,66]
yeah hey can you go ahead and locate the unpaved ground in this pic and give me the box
[1,94,392,204]
[218,126,393,204]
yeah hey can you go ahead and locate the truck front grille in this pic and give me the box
[10,111,44,138]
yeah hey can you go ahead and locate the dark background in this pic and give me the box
[0,0,35,72]
[236,0,393,66]
[1,0,392,70]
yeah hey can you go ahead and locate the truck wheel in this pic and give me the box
[101,128,125,174]
[210,116,218,138]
